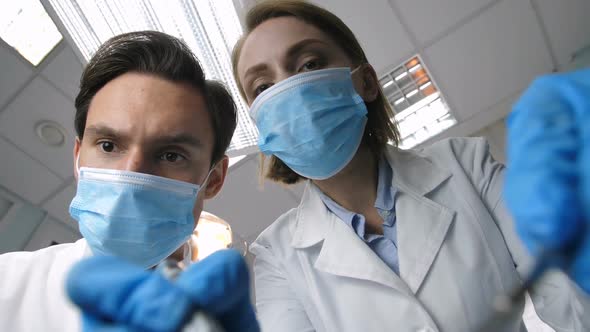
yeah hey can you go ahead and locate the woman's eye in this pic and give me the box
[254,83,272,97]
[300,60,319,72]
[160,152,184,163]
[99,141,115,153]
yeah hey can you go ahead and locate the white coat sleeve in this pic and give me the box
[458,137,590,331]
[0,252,28,331]
[249,241,316,332]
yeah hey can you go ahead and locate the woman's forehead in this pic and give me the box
[237,16,335,75]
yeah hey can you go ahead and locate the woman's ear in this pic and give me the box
[73,137,81,181]
[203,155,229,199]
[352,64,380,103]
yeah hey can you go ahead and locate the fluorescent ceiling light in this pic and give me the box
[406,89,419,98]
[419,81,432,90]
[0,0,62,66]
[380,55,456,149]
[394,72,408,81]
[382,80,394,88]
[396,92,440,121]
[409,64,422,73]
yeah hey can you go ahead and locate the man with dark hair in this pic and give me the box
[0,31,258,331]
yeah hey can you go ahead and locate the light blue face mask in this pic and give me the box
[250,67,368,180]
[70,166,210,268]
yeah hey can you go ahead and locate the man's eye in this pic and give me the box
[99,141,115,153]
[160,152,184,163]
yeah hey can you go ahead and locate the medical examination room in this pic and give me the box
[0,0,589,331]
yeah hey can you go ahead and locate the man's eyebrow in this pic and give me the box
[84,125,126,139]
[156,133,204,148]
[84,126,203,148]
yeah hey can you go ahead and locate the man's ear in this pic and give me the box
[203,155,229,199]
[73,137,81,181]
[353,64,380,103]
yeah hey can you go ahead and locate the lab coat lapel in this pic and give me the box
[386,146,455,294]
[291,182,413,293]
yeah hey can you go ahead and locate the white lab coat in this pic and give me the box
[250,137,590,332]
[0,239,90,331]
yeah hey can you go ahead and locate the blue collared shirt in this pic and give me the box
[319,157,399,274]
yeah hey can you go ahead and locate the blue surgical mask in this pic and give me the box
[250,67,368,180]
[70,166,211,268]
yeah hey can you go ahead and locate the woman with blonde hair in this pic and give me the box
[232,1,588,331]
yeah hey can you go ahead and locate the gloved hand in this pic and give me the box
[504,68,590,293]
[66,249,259,332]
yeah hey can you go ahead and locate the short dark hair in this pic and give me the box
[75,30,237,165]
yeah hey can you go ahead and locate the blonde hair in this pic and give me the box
[232,0,400,184]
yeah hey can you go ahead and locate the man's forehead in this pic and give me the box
[84,72,213,145]
[89,73,206,110]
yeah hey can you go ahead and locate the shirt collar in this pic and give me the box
[374,156,396,218]
[318,156,396,233]
[318,190,356,228]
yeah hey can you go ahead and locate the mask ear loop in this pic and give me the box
[75,152,81,176]
[184,162,220,267]
[197,162,218,197]
[350,64,364,75]
[350,64,368,88]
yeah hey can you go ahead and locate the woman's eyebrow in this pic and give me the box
[243,63,270,86]
[243,39,328,82]
[285,38,329,59]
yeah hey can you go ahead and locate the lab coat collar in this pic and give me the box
[291,146,451,247]
[384,146,451,196]
[290,182,332,248]
[290,182,409,290]
[291,145,454,293]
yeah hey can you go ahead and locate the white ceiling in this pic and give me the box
[0,45,33,109]
[393,0,495,45]
[0,135,63,205]
[0,0,589,241]
[423,0,553,121]
[533,0,590,68]
[0,77,77,179]
[0,38,82,229]
[310,0,415,74]
[41,179,77,230]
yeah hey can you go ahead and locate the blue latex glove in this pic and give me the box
[66,249,260,332]
[505,68,590,293]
